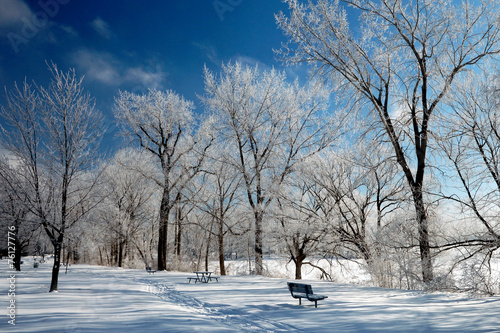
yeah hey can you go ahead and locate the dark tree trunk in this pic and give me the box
[217,219,226,275]
[413,188,434,283]
[379,96,434,283]
[118,240,125,267]
[254,210,263,275]
[49,235,63,292]
[157,188,169,271]
[13,236,22,271]
[294,253,306,280]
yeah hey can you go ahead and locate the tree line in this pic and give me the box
[2,0,500,294]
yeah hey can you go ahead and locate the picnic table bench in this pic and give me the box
[287,282,328,308]
[146,267,156,274]
[187,271,219,283]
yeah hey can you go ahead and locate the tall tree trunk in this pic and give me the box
[413,188,433,283]
[98,247,103,266]
[157,188,169,271]
[205,219,214,272]
[380,97,434,283]
[175,206,182,257]
[118,240,124,267]
[217,219,226,275]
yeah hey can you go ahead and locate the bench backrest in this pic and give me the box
[287,282,313,295]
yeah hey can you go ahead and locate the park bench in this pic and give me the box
[146,267,156,274]
[287,282,328,308]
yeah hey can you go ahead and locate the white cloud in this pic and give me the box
[124,66,165,90]
[90,17,113,39]
[0,0,75,51]
[193,41,220,66]
[71,48,167,89]
[59,24,78,37]
[0,0,33,28]
[72,49,121,85]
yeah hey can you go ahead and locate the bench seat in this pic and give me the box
[287,282,327,308]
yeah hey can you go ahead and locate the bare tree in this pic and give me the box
[193,148,244,275]
[0,64,104,291]
[97,148,159,268]
[114,89,212,271]
[276,0,500,282]
[202,62,342,275]
[291,143,405,281]
[0,157,40,271]
[273,177,331,280]
[438,71,500,292]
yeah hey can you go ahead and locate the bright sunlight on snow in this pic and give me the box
[2,257,500,333]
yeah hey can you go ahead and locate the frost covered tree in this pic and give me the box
[273,177,331,280]
[282,142,405,282]
[202,62,342,275]
[0,64,104,292]
[114,89,212,271]
[0,158,39,271]
[276,0,500,283]
[439,71,500,291]
[194,145,244,275]
[98,148,159,268]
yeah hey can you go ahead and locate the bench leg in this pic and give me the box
[315,300,317,308]
[299,298,301,305]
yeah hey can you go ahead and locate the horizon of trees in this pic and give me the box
[2,0,500,295]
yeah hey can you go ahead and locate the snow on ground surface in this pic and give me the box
[2,258,500,332]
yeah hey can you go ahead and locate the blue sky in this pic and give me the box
[0,0,300,151]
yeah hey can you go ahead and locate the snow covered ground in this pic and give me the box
[2,258,500,332]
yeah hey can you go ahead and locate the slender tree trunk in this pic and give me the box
[98,247,103,265]
[65,243,70,274]
[254,210,263,275]
[205,219,214,272]
[118,240,124,267]
[175,206,182,257]
[247,236,253,274]
[217,219,226,275]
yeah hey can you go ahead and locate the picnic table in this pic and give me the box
[187,271,219,283]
